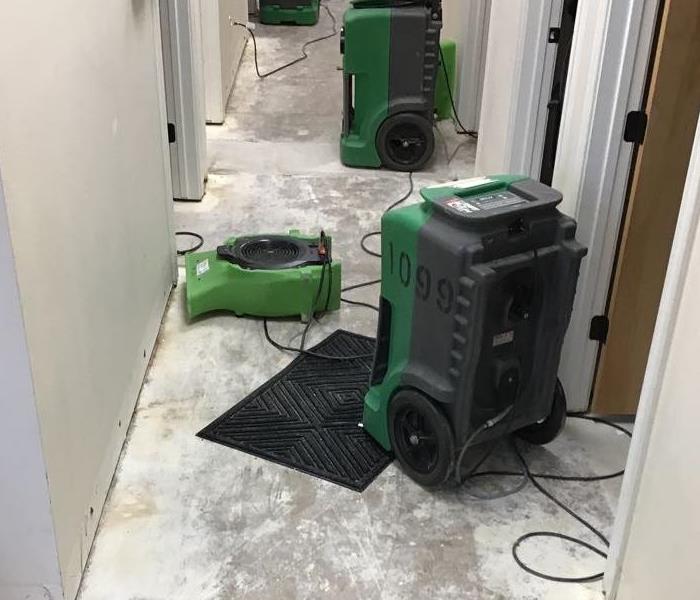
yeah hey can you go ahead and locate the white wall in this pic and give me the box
[475,0,561,177]
[442,0,491,132]
[0,172,63,600]
[605,116,700,600]
[0,1,175,598]
[202,0,247,123]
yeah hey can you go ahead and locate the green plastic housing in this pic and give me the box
[340,5,391,168]
[435,39,456,121]
[363,176,533,449]
[185,233,341,321]
[259,0,320,26]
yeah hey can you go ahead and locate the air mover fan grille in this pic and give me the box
[217,235,327,271]
[239,239,302,266]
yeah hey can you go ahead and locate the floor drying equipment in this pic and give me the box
[185,232,341,320]
[340,0,443,171]
[363,176,587,486]
[259,0,320,26]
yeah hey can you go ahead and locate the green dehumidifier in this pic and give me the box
[340,0,443,171]
[259,0,320,26]
[185,232,341,320]
[363,176,587,486]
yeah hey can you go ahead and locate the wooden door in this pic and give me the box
[592,0,700,414]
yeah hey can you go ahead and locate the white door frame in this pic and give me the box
[447,0,491,133]
[160,0,208,202]
[604,114,700,599]
[553,0,661,411]
[475,0,562,178]
[151,0,178,284]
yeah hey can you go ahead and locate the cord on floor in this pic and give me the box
[232,3,338,79]
[175,231,204,255]
[461,415,632,583]
[439,45,478,139]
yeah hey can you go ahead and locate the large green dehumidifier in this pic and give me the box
[185,232,341,320]
[259,0,320,25]
[340,0,443,171]
[363,176,587,486]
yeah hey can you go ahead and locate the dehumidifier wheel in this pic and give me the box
[376,113,435,172]
[389,389,454,487]
[516,379,568,445]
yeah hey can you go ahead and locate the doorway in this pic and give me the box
[591,0,700,415]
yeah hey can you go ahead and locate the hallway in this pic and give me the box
[77,3,629,598]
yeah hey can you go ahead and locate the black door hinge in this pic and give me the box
[548,27,561,43]
[589,315,610,343]
[167,123,176,144]
[624,111,647,144]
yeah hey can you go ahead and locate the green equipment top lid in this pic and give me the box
[420,175,563,222]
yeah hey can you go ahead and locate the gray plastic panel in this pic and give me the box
[398,191,586,446]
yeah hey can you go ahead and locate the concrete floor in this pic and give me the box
[78,2,631,598]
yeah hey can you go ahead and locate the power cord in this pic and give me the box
[463,414,632,583]
[175,231,204,255]
[262,231,375,363]
[438,45,478,139]
[356,171,415,261]
[232,3,338,80]
[341,297,379,312]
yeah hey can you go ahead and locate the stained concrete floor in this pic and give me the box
[78,2,631,598]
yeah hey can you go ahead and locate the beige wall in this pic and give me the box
[202,0,247,123]
[0,1,175,598]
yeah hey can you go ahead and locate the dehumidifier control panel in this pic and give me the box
[420,176,563,223]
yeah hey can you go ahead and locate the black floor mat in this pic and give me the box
[197,330,393,492]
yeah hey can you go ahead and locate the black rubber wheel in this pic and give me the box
[376,113,435,172]
[516,379,567,445]
[389,389,454,487]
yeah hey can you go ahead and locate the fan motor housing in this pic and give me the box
[185,232,341,320]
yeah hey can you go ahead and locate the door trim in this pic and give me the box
[604,113,700,598]
[553,0,661,411]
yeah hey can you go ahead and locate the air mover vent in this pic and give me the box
[217,235,327,271]
[240,239,302,265]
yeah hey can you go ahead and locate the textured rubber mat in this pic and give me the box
[197,330,393,492]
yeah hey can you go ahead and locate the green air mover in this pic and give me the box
[185,232,341,320]
[363,176,587,486]
[259,0,320,25]
[340,0,443,171]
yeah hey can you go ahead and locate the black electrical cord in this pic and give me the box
[232,3,337,80]
[263,319,374,362]
[175,231,204,255]
[264,172,413,359]
[262,231,375,362]
[510,437,611,584]
[341,279,381,293]
[341,297,379,312]
[454,405,515,486]
[358,171,414,260]
[438,45,478,139]
[463,415,632,583]
[360,232,382,258]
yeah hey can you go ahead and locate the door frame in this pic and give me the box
[151,0,178,284]
[160,0,208,202]
[604,113,700,599]
[475,0,563,178]
[451,0,492,133]
[552,0,661,411]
